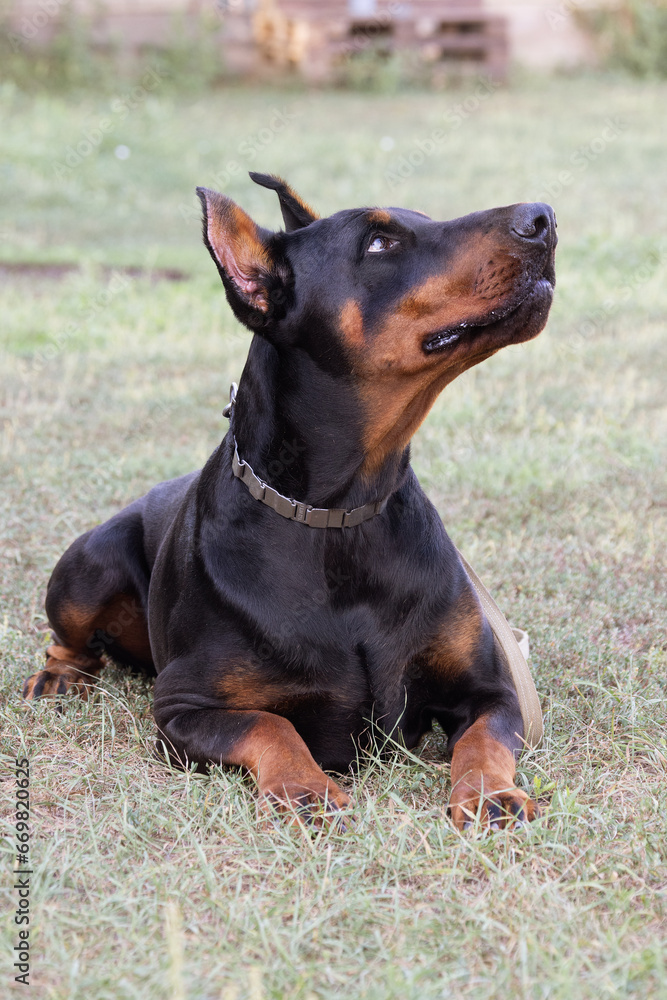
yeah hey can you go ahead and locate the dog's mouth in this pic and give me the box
[422,271,555,356]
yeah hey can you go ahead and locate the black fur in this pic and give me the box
[32,177,557,801]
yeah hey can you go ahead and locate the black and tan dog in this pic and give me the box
[23,173,556,829]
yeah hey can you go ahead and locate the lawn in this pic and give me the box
[1,72,667,999]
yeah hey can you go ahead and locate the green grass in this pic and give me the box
[1,73,667,999]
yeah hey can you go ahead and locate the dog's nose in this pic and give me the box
[510,203,555,244]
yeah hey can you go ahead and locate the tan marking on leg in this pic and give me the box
[449,715,538,830]
[58,595,152,666]
[234,713,351,825]
[24,593,152,701]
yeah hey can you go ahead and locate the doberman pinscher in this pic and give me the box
[23,173,556,829]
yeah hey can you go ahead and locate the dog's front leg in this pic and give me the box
[154,690,351,825]
[448,713,538,830]
[420,577,539,830]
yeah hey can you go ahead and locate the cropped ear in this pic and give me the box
[197,186,289,326]
[249,172,319,232]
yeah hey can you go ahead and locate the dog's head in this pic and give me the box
[197,174,556,475]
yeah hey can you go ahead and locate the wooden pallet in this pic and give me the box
[224,0,508,82]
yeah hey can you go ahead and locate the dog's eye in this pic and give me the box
[367,236,398,253]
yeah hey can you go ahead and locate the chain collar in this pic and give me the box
[224,382,389,529]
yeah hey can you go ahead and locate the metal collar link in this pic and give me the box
[231,441,388,528]
[223,382,389,529]
[222,381,238,419]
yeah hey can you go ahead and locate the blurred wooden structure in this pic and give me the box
[224,0,509,82]
[5,0,616,74]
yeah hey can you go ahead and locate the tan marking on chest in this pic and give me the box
[422,585,485,681]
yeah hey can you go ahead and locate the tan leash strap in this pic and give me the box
[457,550,543,749]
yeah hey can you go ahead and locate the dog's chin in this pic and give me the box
[422,277,555,358]
[485,276,555,348]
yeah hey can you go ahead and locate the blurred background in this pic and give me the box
[1,0,666,269]
[1,0,660,86]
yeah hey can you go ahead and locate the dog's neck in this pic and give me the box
[228,335,410,510]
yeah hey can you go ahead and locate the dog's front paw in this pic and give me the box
[260,775,353,830]
[449,782,539,831]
